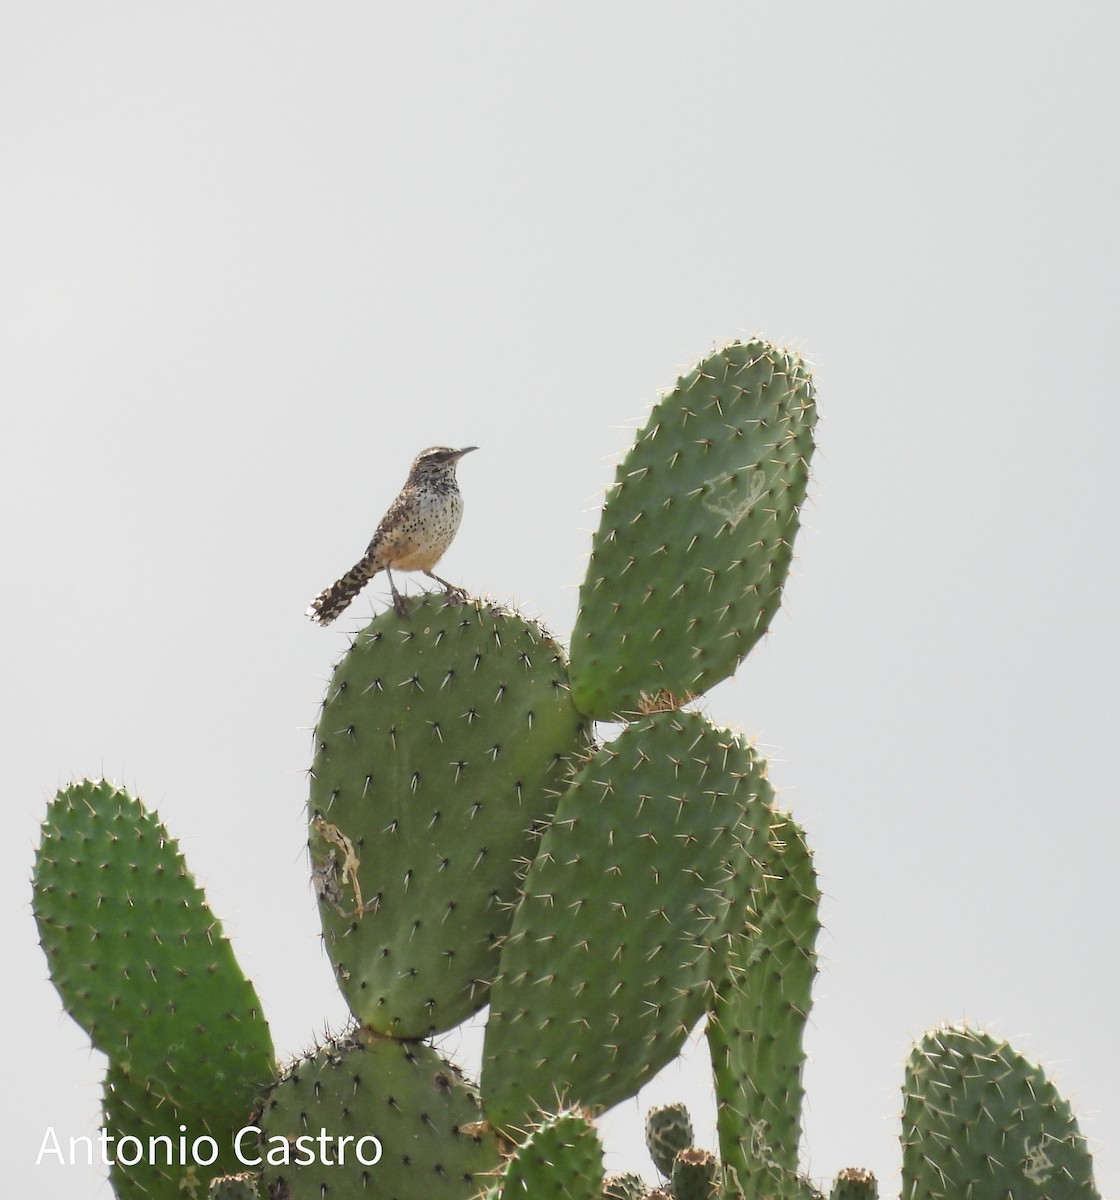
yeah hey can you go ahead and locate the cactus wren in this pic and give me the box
[306,445,477,625]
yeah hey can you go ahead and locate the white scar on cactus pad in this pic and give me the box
[701,465,771,529]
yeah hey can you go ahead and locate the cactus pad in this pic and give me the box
[901,1025,1100,1200]
[706,810,819,1200]
[32,780,274,1129]
[208,1176,261,1200]
[645,1103,695,1179]
[830,1167,877,1200]
[482,711,770,1131]
[258,1026,501,1199]
[101,1062,203,1200]
[670,1147,719,1200]
[570,339,816,719]
[309,595,587,1035]
[604,1173,648,1200]
[484,1108,604,1199]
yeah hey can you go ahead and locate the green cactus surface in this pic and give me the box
[32,335,1104,1200]
[485,1108,604,1199]
[309,595,588,1036]
[604,1173,649,1200]
[100,1062,224,1200]
[257,1026,501,1200]
[706,810,819,1200]
[570,338,816,720]
[482,711,770,1132]
[33,780,274,1150]
[670,1147,719,1200]
[208,1173,261,1200]
[645,1103,695,1179]
[901,1025,1100,1200]
[829,1167,877,1200]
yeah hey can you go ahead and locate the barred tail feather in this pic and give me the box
[306,557,380,625]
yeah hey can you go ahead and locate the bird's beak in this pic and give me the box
[455,446,479,458]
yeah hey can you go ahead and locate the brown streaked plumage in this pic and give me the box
[306,445,477,624]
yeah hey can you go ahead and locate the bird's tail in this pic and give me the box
[306,556,381,625]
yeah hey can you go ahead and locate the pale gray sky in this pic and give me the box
[4,5,1117,1197]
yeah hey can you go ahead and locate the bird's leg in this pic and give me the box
[386,568,411,616]
[425,570,467,603]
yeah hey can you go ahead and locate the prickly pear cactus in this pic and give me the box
[829,1168,877,1200]
[309,595,588,1036]
[485,1108,604,1199]
[208,1174,260,1200]
[33,779,275,1195]
[257,1026,501,1200]
[901,1025,1100,1200]
[645,1103,695,1179]
[570,338,816,720]
[32,335,1105,1200]
[100,1063,218,1200]
[671,1148,720,1200]
[604,1173,648,1200]
[481,711,771,1131]
[706,810,819,1200]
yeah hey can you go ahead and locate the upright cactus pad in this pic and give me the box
[484,1108,604,1199]
[32,780,274,1153]
[257,1027,501,1200]
[829,1168,877,1200]
[671,1147,719,1200]
[645,1103,695,1179]
[482,711,771,1131]
[570,339,816,720]
[706,810,820,1200]
[309,595,587,1035]
[901,1025,1100,1200]
[101,1062,239,1200]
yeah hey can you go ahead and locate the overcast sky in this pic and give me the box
[4,5,1117,1197]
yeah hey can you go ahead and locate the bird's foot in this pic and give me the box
[425,571,468,605]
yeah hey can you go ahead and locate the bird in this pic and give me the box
[306,445,477,625]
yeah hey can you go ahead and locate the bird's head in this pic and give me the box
[410,445,478,478]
